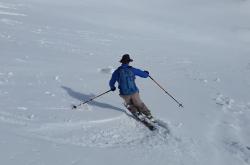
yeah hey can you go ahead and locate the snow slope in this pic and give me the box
[1,0,250,164]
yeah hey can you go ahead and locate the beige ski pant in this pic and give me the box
[120,92,151,116]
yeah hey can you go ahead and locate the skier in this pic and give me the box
[109,54,155,122]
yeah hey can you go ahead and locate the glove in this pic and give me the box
[144,70,149,75]
[111,87,116,91]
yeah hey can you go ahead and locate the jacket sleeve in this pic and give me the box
[131,67,149,78]
[109,70,118,88]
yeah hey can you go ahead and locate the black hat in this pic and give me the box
[120,54,133,63]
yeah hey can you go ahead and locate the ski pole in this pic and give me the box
[149,75,184,108]
[72,89,112,109]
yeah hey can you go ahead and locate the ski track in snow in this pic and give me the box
[26,25,121,56]
[21,113,191,158]
[0,2,26,16]
[182,62,250,164]
[0,110,34,126]
[22,113,200,163]
[189,68,250,164]
[214,99,250,164]
[27,114,172,148]
[1,0,250,164]
[0,2,27,45]
[0,18,22,25]
[0,2,25,10]
[0,11,26,16]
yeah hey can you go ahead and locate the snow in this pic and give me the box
[1,0,250,164]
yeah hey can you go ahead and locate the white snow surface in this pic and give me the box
[1,0,250,164]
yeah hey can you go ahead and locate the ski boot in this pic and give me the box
[132,111,146,121]
[146,115,156,123]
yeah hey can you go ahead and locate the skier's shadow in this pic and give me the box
[61,86,125,112]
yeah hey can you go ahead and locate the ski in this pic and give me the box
[154,119,171,134]
[132,113,171,133]
[131,113,157,131]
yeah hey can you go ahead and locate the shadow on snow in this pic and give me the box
[61,86,125,113]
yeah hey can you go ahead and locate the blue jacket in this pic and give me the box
[109,64,149,95]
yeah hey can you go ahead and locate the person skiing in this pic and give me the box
[109,54,155,122]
